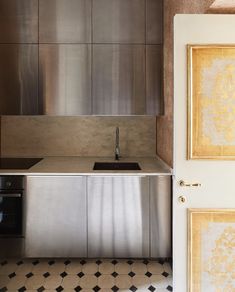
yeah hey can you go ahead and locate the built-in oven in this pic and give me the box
[0,176,24,256]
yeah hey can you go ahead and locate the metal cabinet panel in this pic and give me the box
[0,0,38,43]
[25,176,87,257]
[39,0,91,43]
[146,45,163,115]
[92,45,146,115]
[150,176,171,258]
[88,176,149,258]
[93,0,145,43]
[39,44,91,115]
[0,45,39,115]
[146,0,163,44]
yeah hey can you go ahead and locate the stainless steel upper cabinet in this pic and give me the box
[93,0,145,43]
[88,176,149,258]
[146,45,163,115]
[39,0,91,43]
[146,0,163,44]
[39,44,91,115]
[92,45,146,115]
[0,0,38,43]
[0,45,39,115]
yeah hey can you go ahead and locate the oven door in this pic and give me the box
[0,192,23,236]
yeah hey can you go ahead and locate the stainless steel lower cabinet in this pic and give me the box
[150,176,172,258]
[25,176,87,257]
[88,176,150,258]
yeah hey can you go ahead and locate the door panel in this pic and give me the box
[0,0,38,43]
[93,0,145,43]
[25,176,87,257]
[0,45,39,115]
[39,44,92,115]
[174,15,235,292]
[150,176,171,258]
[146,0,163,44]
[39,0,91,43]
[88,176,149,258]
[92,45,145,115]
[146,45,163,115]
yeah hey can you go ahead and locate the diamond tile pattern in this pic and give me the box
[128,271,136,278]
[8,272,16,279]
[162,271,169,277]
[0,258,173,291]
[111,285,119,292]
[26,272,34,278]
[77,271,85,278]
[64,260,71,266]
[111,271,118,278]
[95,271,102,278]
[60,271,67,278]
[43,272,50,278]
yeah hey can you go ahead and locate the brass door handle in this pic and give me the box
[179,180,202,187]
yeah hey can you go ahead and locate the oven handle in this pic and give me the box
[0,193,22,198]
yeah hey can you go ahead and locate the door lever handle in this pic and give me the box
[179,180,202,187]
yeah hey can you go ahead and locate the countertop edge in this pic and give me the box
[0,172,172,176]
[0,156,172,176]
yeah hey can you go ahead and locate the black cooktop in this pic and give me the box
[0,158,43,169]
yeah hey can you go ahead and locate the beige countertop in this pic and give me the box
[0,156,172,176]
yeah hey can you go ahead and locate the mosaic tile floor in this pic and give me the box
[0,259,173,292]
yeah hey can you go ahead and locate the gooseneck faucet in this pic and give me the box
[115,127,120,161]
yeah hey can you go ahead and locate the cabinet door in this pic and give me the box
[25,176,87,257]
[0,0,38,43]
[0,45,39,115]
[39,44,91,115]
[150,176,171,258]
[88,176,149,258]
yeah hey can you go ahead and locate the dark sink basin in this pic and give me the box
[93,162,141,171]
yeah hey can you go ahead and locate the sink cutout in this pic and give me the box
[93,162,141,170]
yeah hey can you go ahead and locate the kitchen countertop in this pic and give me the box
[0,156,172,176]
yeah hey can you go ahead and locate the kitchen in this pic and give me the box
[0,1,235,292]
[0,0,173,291]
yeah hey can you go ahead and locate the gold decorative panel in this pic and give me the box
[188,45,235,159]
[188,209,235,291]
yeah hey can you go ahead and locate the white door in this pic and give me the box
[173,15,235,292]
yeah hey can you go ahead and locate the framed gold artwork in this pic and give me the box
[188,209,235,292]
[187,45,235,159]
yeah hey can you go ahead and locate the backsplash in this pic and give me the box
[1,116,156,157]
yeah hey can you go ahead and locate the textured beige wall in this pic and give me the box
[156,0,215,167]
[1,116,156,157]
[209,0,235,12]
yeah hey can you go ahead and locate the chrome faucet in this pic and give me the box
[115,127,120,161]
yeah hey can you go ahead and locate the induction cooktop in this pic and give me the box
[0,158,43,169]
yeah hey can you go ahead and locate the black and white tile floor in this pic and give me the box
[0,259,173,292]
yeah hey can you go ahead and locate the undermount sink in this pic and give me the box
[93,162,141,170]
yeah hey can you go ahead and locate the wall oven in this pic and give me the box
[0,176,24,257]
[0,176,24,237]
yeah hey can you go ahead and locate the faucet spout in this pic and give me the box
[115,127,120,161]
